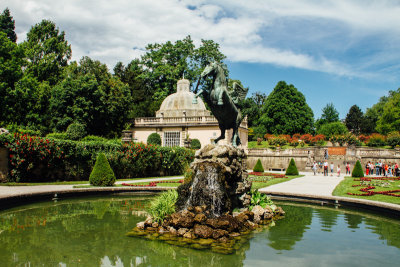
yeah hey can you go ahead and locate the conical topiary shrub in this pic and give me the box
[253,159,265,173]
[89,153,116,186]
[351,160,364,177]
[285,158,299,175]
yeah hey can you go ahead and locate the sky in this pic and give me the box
[3,0,400,119]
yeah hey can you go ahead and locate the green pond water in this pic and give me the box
[0,194,399,266]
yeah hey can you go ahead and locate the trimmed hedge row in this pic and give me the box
[0,133,194,182]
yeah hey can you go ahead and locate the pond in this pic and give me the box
[0,194,399,266]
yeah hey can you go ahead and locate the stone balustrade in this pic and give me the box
[134,116,248,128]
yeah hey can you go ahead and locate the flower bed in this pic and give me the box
[347,177,400,197]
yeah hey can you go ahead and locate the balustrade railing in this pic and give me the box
[134,116,248,128]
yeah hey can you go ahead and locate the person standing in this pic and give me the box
[312,161,317,175]
[330,162,334,176]
[346,162,351,175]
[366,162,369,176]
[324,161,329,176]
[337,164,341,177]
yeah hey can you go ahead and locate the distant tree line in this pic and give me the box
[1,8,399,140]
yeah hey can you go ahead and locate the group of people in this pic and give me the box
[312,161,345,177]
[365,161,399,177]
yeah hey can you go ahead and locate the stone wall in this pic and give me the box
[0,148,8,182]
[247,146,400,171]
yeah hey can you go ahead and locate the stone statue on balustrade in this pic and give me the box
[193,62,248,147]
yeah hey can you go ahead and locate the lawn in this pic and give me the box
[249,173,303,191]
[333,176,400,205]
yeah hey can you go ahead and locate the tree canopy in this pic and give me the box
[258,81,314,135]
[0,8,17,42]
[315,103,340,131]
[345,105,364,135]
[376,88,400,134]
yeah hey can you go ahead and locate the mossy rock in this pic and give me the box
[285,158,299,175]
[89,153,116,186]
[352,160,364,177]
[253,159,264,172]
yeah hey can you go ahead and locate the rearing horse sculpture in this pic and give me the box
[193,62,248,147]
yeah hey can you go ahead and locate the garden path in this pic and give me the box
[258,172,344,197]
[0,176,182,198]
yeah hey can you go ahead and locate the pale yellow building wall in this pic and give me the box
[132,126,248,148]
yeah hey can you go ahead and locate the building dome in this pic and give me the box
[156,79,211,117]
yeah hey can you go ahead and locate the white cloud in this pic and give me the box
[3,0,400,79]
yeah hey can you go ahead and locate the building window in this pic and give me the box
[164,132,181,147]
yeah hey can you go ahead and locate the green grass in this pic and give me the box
[333,176,400,205]
[250,174,303,191]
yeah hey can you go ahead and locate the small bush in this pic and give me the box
[386,132,400,148]
[253,159,264,172]
[46,132,68,140]
[89,153,116,186]
[147,133,161,145]
[66,122,87,140]
[367,133,386,147]
[190,138,201,149]
[351,160,364,178]
[285,158,299,175]
[147,190,178,224]
[82,135,109,142]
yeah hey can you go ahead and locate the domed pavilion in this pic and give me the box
[123,78,248,148]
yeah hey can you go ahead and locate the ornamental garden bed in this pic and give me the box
[333,176,400,205]
[248,172,303,191]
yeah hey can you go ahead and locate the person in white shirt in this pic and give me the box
[330,162,334,176]
[324,161,328,176]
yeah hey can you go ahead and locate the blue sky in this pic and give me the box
[3,0,400,119]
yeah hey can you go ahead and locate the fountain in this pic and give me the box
[127,63,285,253]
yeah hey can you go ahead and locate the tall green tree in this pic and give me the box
[345,105,364,135]
[115,36,226,117]
[258,81,314,135]
[22,20,71,85]
[362,95,390,134]
[315,103,339,131]
[240,92,267,139]
[50,57,132,137]
[376,88,400,134]
[0,8,17,42]
[0,32,24,124]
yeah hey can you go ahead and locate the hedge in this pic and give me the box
[0,132,194,182]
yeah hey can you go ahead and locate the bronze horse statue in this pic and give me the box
[193,62,248,147]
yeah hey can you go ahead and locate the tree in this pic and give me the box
[136,36,226,115]
[0,8,17,42]
[315,103,339,131]
[253,159,264,172]
[376,88,400,134]
[317,121,348,138]
[345,105,364,135]
[258,81,314,135]
[22,20,71,85]
[0,32,24,124]
[351,160,364,178]
[50,57,132,137]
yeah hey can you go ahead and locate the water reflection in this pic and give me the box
[0,196,399,266]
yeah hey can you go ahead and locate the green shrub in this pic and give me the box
[285,158,299,175]
[367,133,386,147]
[89,153,116,186]
[147,133,161,145]
[253,159,264,172]
[317,121,348,138]
[147,190,178,224]
[352,160,364,178]
[190,138,201,149]
[66,122,87,140]
[386,132,400,148]
[249,190,275,211]
[46,132,68,140]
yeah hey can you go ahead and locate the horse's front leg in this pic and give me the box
[231,127,240,147]
[213,126,226,144]
[192,89,204,104]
